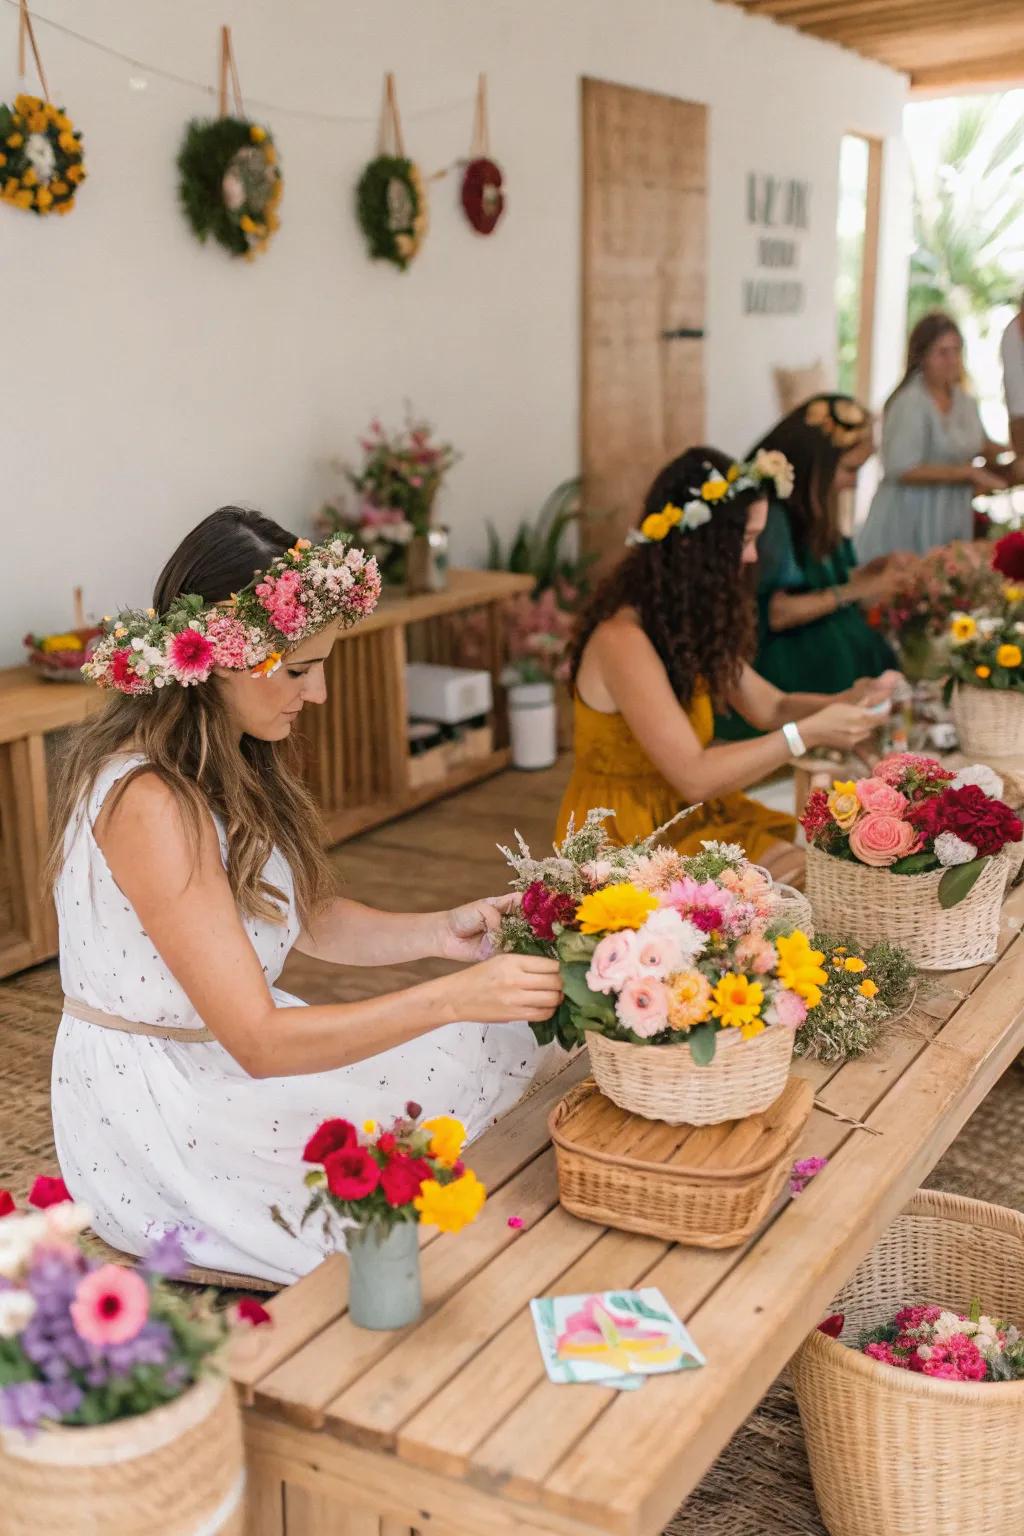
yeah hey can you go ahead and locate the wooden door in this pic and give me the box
[581,78,707,560]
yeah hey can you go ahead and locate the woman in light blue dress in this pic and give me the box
[858,312,1008,561]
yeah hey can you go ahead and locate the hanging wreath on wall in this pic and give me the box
[356,74,427,271]
[461,76,504,236]
[1,8,84,217]
[176,27,281,259]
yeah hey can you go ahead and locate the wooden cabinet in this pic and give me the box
[0,570,531,978]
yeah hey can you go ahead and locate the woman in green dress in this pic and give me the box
[717,394,905,739]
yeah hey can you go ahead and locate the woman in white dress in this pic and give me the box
[49,508,561,1285]
[858,312,1008,561]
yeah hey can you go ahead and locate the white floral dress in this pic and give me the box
[51,754,552,1285]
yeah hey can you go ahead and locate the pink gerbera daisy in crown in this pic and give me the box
[83,534,381,696]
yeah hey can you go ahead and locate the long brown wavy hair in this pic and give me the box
[47,507,333,925]
[750,394,872,563]
[568,447,760,712]
[888,310,964,406]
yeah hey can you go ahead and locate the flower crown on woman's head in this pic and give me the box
[83,534,381,696]
[626,450,794,547]
[803,396,871,450]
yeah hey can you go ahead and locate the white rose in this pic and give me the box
[0,1289,36,1338]
[681,500,712,531]
[951,764,1004,800]
[934,832,979,867]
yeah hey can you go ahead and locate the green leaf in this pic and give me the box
[554,1000,586,1050]
[560,962,617,1026]
[608,1293,671,1323]
[687,1022,718,1066]
[891,852,938,875]
[938,856,990,909]
[942,676,955,707]
[556,929,598,965]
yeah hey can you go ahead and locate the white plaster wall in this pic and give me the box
[1,0,908,661]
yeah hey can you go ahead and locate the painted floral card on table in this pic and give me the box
[530,1288,704,1387]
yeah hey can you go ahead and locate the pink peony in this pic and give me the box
[166,626,215,683]
[586,931,641,994]
[70,1264,150,1347]
[855,777,908,816]
[614,975,670,1038]
[770,988,808,1029]
[849,812,920,867]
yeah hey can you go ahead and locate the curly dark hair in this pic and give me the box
[568,447,761,713]
[749,393,872,563]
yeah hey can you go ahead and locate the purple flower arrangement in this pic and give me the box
[0,1177,271,1435]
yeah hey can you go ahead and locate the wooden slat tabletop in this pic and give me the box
[234,881,1024,1536]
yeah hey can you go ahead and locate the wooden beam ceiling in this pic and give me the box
[718,0,1024,91]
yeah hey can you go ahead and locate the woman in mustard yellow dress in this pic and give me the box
[558,447,899,885]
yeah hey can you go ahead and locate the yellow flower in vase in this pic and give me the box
[422,1115,466,1168]
[575,882,658,935]
[710,974,764,1035]
[414,1169,486,1233]
[996,644,1022,669]
[950,614,977,644]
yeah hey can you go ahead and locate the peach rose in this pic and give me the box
[849,812,919,867]
[855,777,908,816]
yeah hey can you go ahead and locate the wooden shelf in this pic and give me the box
[0,569,529,977]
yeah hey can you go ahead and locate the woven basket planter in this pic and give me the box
[586,1023,794,1126]
[791,1190,1024,1536]
[770,882,814,935]
[952,684,1024,761]
[0,1373,243,1536]
[550,1075,813,1247]
[805,845,1009,971]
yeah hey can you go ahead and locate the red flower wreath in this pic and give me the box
[461,156,504,235]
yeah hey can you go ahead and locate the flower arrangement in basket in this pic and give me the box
[0,1176,258,1531]
[880,540,1002,681]
[275,1105,484,1330]
[793,935,916,1063]
[496,811,827,1124]
[943,577,1024,756]
[320,414,458,585]
[802,754,1022,969]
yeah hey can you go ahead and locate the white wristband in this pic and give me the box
[782,721,807,758]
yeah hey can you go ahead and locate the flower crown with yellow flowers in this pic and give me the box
[626,450,794,547]
[82,534,381,696]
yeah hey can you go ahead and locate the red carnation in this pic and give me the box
[377,1132,397,1156]
[818,1314,845,1339]
[235,1298,273,1327]
[28,1175,71,1209]
[109,647,147,695]
[167,627,215,683]
[324,1147,380,1201]
[522,881,577,942]
[993,531,1024,582]
[302,1118,358,1164]
[379,1154,432,1208]
[0,1190,15,1218]
[910,784,1022,858]
[800,789,832,840]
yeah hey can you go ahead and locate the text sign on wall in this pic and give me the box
[743,173,809,316]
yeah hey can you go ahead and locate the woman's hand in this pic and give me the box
[436,894,520,962]
[969,465,1006,495]
[845,671,902,707]
[443,954,564,1024]
[802,701,882,753]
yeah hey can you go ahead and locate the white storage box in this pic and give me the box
[405,663,493,725]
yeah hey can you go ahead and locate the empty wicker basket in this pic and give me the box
[586,1024,794,1126]
[805,845,1009,971]
[791,1189,1024,1536]
[952,683,1024,760]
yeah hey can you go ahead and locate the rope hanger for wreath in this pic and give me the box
[176,23,282,260]
[356,72,427,272]
[461,73,504,236]
[0,0,85,217]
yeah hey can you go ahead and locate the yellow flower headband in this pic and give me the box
[627,451,794,546]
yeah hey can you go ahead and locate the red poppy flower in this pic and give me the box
[28,1174,71,1209]
[379,1155,431,1208]
[235,1298,273,1327]
[0,1190,15,1218]
[324,1147,380,1201]
[302,1118,358,1164]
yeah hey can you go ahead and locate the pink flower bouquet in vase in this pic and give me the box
[0,1176,253,1533]
[496,811,825,1124]
[802,754,1022,970]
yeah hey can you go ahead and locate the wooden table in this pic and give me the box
[0,570,531,978]
[232,881,1024,1536]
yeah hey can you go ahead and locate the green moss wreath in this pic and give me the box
[177,116,281,259]
[356,155,427,271]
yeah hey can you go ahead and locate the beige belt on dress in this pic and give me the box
[62,995,216,1044]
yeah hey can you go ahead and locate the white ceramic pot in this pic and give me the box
[508,681,557,770]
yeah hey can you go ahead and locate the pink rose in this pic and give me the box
[855,777,908,816]
[849,812,920,867]
[770,988,808,1029]
[614,976,670,1038]
[586,931,640,994]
